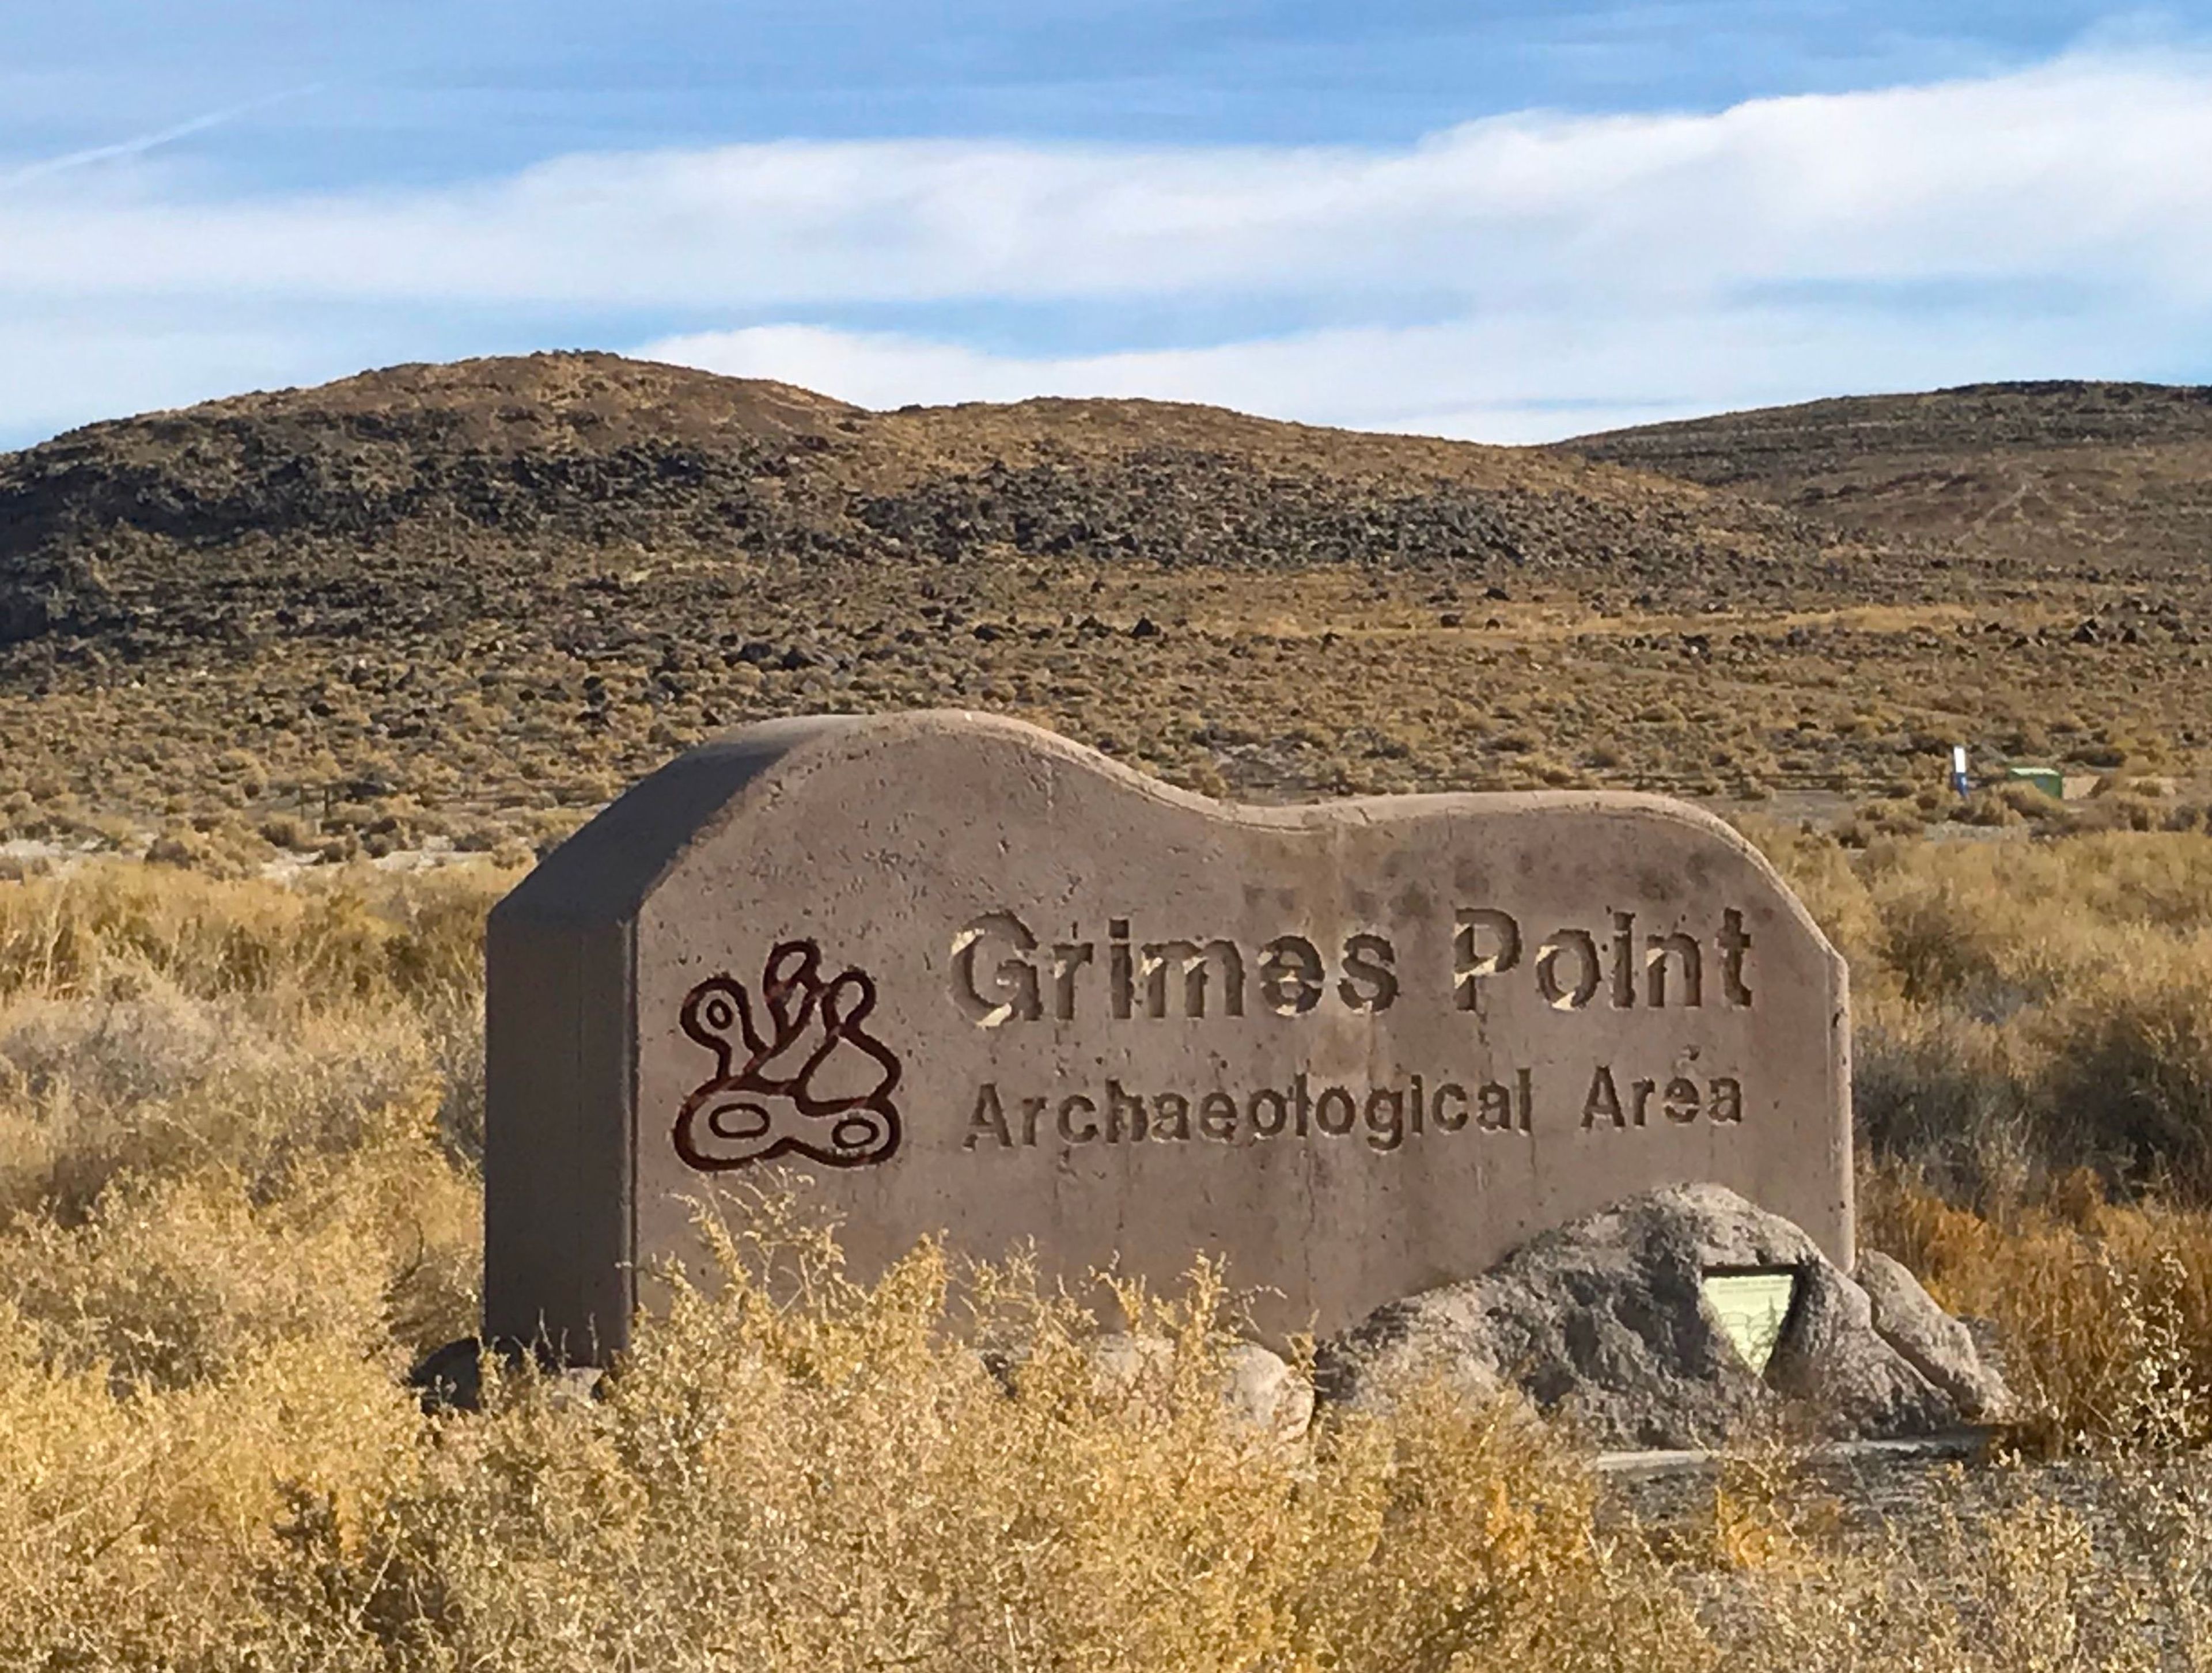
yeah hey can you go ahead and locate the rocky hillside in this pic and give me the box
[1560,381,2212,578]
[1,356,2206,859]
[0,351,1886,661]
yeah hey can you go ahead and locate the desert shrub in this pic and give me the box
[1840,798,1927,844]
[1866,1169,2212,1452]
[0,866,1710,1664]
[2033,942,2212,1188]
[305,1213,1710,1673]
[0,865,499,1390]
[0,1332,419,1666]
[1947,790,2023,827]
[0,1180,1729,1669]
[1851,1003,2040,1205]
[260,813,315,850]
[0,1156,470,1390]
[9,844,2212,1661]
[3,1179,2210,1667]
[0,859,512,1006]
[1751,830,2212,1201]
[1998,781,2070,822]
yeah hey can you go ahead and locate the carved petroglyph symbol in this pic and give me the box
[673,940,903,1171]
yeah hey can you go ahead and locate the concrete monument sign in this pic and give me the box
[486,711,1850,1362]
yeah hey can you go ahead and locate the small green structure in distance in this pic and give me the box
[2005,765,2065,801]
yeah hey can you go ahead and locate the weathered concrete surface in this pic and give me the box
[486,711,1850,1362]
[1316,1185,2008,1448]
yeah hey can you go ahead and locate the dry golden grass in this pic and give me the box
[1745,821,2212,1454]
[1747,824,2212,1199]
[0,863,505,1393]
[3,838,2212,1664]
[1867,1172,2212,1454]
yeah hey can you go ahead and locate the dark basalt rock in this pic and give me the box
[0,350,1885,669]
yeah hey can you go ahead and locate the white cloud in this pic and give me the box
[2,48,2210,442]
[645,299,2186,444]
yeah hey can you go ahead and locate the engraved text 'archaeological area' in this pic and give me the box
[954,903,1755,1154]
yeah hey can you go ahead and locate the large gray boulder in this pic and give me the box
[1854,1250,2013,1422]
[1316,1183,2009,1449]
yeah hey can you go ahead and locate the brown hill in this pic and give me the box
[1,350,1878,657]
[1,356,2206,862]
[1560,381,2212,579]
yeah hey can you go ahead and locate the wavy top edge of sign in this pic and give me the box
[496,710,1839,964]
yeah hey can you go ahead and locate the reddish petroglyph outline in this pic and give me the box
[674,940,904,1171]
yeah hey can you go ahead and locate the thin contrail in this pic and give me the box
[3,85,323,185]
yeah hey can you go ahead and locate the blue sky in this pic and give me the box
[2,3,2210,447]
